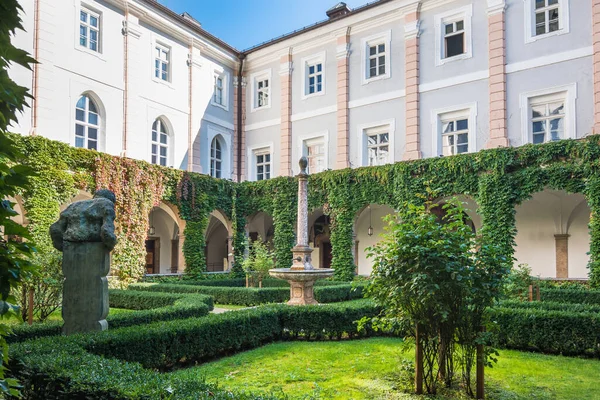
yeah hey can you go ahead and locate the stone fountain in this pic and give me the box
[269,157,335,305]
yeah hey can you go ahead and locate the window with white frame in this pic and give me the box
[525,0,569,42]
[434,5,472,66]
[151,118,169,166]
[365,127,389,166]
[256,78,269,108]
[303,138,326,174]
[441,116,469,156]
[444,20,465,59]
[361,31,391,84]
[214,74,224,106]
[79,7,100,52]
[307,63,323,95]
[255,150,271,181]
[210,137,223,178]
[74,94,100,150]
[529,93,566,144]
[154,44,170,81]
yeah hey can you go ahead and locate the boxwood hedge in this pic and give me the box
[128,282,366,306]
[8,290,213,343]
[9,300,380,399]
[539,287,600,305]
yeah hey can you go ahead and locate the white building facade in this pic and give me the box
[10,0,600,279]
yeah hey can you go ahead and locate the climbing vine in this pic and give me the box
[8,133,600,286]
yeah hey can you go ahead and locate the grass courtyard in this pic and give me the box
[172,337,600,400]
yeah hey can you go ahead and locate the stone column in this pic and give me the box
[233,74,247,181]
[594,0,600,133]
[555,234,569,278]
[177,233,186,273]
[280,52,293,176]
[291,157,313,270]
[227,235,235,270]
[404,11,422,160]
[62,242,109,335]
[487,0,510,148]
[336,30,351,169]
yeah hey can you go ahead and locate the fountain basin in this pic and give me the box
[269,268,335,305]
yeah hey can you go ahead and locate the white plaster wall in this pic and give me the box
[506,57,594,146]
[206,220,228,269]
[291,113,337,175]
[505,0,592,64]
[245,125,280,179]
[355,204,396,276]
[244,59,281,125]
[568,201,591,278]
[151,208,176,274]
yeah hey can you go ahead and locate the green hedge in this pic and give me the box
[150,278,349,288]
[9,301,379,399]
[499,299,600,314]
[8,290,213,343]
[490,306,600,357]
[539,288,600,304]
[129,282,366,306]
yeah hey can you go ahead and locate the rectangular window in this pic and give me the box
[80,7,100,52]
[257,78,269,108]
[444,20,464,58]
[366,128,389,166]
[368,43,386,78]
[530,95,565,144]
[307,63,323,95]
[441,117,469,156]
[154,44,170,81]
[214,75,224,105]
[255,152,271,181]
[304,139,326,173]
[535,0,560,36]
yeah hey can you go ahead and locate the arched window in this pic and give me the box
[75,95,100,150]
[210,137,222,178]
[151,118,169,166]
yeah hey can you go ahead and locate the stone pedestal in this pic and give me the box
[62,241,109,335]
[288,280,318,305]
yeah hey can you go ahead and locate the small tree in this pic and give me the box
[0,0,38,394]
[242,237,274,288]
[366,198,509,396]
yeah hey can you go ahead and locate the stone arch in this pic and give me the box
[307,207,331,269]
[432,195,482,233]
[60,190,94,212]
[7,195,27,226]
[246,211,275,245]
[205,209,234,272]
[146,201,183,274]
[514,189,590,279]
[353,204,397,276]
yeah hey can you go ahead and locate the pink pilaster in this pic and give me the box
[280,53,293,176]
[403,12,421,160]
[336,33,351,169]
[593,1,600,132]
[486,0,509,148]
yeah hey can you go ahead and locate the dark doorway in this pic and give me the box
[321,241,333,269]
[145,238,159,274]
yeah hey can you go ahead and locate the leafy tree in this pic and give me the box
[0,0,38,395]
[366,198,509,396]
[242,237,274,288]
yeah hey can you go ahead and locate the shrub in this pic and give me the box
[9,301,379,398]
[490,306,600,357]
[499,299,600,314]
[8,290,213,343]
[539,288,600,304]
[129,282,367,306]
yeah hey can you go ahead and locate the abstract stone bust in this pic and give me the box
[50,189,117,335]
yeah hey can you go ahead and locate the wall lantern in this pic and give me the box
[149,209,156,236]
[367,205,374,236]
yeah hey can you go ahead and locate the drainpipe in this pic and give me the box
[187,38,194,171]
[236,54,245,182]
[121,1,130,156]
[30,0,41,135]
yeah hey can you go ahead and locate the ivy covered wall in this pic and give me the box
[10,134,600,286]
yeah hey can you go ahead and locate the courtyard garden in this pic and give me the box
[2,2,600,399]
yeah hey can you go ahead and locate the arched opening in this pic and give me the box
[431,195,481,233]
[308,208,332,269]
[354,204,397,276]
[246,211,274,245]
[210,135,226,179]
[59,190,93,213]
[515,189,590,279]
[151,117,171,167]
[205,210,233,272]
[74,93,104,151]
[146,203,181,274]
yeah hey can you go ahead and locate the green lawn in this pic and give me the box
[213,304,250,310]
[171,338,600,399]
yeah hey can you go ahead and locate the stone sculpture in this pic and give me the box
[50,189,117,335]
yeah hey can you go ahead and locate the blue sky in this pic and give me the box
[159,0,367,50]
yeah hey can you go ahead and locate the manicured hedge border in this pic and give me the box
[500,299,600,314]
[144,277,349,288]
[490,306,600,357]
[9,300,379,399]
[8,290,213,343]
[129,282,366,306]
[539,288,600,305]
